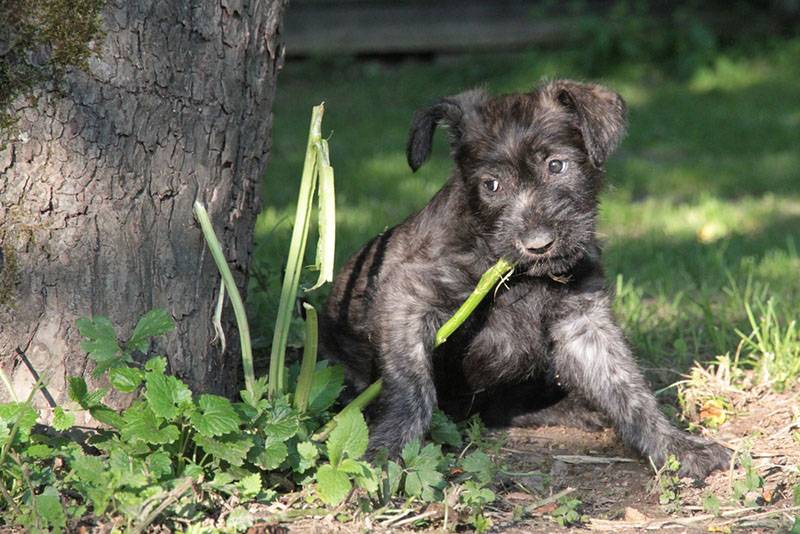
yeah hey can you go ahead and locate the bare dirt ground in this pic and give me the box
[268,383,799,533]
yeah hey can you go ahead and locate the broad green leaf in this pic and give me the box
[84,388,108,408]
[89,405,124,429]
[384,460,402,498]
[263,400,300,441]
[237,473,262,499]
[145,356,167,374]
[316,463,351,505]
[109,448,148,488]
[401,439,421,464]
[429,410,462,448]
[307,363,344,414]
[53,407,75,431]
[296,441,319,473]
[67,377,88,405]
[147,451,173,479]
[0,402,38,442]
[128,309,175,353]
[121,402,180,444]
[326,408,368,466]
[108,367,143,393]
[404,463,444,500]
[71,453,107,481]
[241,376,269,410]
[76,316,117,342]
[402,442,445,501]
[339,457,368,475]
[77,316,126,377]
[190,394,240,437]
[35,486,66,531]
[145,372,191,420]
[461,480,495,506]
[83,337,127,376]
[195,434,254,466]
[25,443,54,459]
[226,506,254,531]
[209,470,236,488]
[250,436,288,470]
[461,450,495,484]
[353,461,380,493]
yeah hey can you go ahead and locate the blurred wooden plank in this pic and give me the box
[283,0,574,56]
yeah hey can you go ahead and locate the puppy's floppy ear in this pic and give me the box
[553,80,627,167]
[406,89,487,172]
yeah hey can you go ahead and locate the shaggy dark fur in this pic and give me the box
[319,80,730,479]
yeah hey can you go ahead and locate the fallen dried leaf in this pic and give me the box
[624,507,648,522]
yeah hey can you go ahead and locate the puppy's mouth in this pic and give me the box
[514,240,556,260]
[511,240,582,277]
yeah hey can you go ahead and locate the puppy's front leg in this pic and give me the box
[368,290,442,456]
[550,292,730,479]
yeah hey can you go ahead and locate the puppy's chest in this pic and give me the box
[437,281,556,387]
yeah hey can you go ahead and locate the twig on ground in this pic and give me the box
[525,486,576,515]
[131,478,194,534]
[392,509,440,528]
[553,455,638,465]
[589,505,800,531]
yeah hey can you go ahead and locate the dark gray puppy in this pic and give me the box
[319,80,730,479]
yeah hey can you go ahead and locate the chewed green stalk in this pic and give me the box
[435,258,514,346]
[312,378,383,442]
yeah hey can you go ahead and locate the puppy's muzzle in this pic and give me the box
[522,229,555,255]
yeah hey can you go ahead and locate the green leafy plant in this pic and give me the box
[315,409,374,505]
[551,495,585,527]
[655,454,682,511]
[732,449,764,504]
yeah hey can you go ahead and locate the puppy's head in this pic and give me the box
[407,80,627,276]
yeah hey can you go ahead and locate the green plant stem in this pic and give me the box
[312,379,383,442]
[319,258,513,440]
[193,201,255,396]
[435,258,514,346]
[269,104,325,398]
[294,303,318,413]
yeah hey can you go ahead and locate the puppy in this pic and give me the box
[319,80,729,479]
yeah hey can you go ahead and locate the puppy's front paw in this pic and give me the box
[658,433,730,480]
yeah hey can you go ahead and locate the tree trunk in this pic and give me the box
[0,0,286,415]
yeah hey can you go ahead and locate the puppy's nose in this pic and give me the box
[524,229,555,255]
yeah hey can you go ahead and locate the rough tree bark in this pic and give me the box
[0,0,286,415]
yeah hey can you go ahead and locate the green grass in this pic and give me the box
[251,38,800,386]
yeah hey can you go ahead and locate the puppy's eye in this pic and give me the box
[548,159,566,174]
[483,178,500,193]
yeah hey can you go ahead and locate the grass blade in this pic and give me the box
[193,201,255,395]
